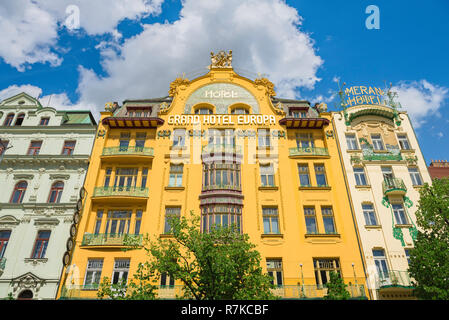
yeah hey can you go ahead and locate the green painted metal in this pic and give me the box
[81,233,143,246]
[203,184,242,191]
[375,270,414,289]
[382,178,407,195]
[93,186,149,197]
[0,257,6,271]
[102,146,154,156]
[289,147,329,157]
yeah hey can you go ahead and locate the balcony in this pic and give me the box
[382,178,407,196]
[271,284,366,299]
[375,270,414,290]
[59,284,100,299]
[0,257,6,276]
[289,147,329,158]
[101,147,154,162]
[202,184,242,192]
[92,186,149,204]
[157,285,184,299]
[81,233,143,247]
[202,144,243,155]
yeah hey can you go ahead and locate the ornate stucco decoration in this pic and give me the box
[254,78,276,97]
[49,174,70,180]
[209,50,233,68]
[11,272,46,293]
[168,77,190,97]
[316,103,328,113]
[0,215,21,229]
[405,155,418,166]
[158,101,171,114]
[13,174,34,180]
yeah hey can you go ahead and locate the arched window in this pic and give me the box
[195,107,213,115]
[3,113,14,126]
[48,181,64,203]
[10,181,27,204]
[14,113,25,126]
[18,290,33,300]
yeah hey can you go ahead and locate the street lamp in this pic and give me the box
[299,263,304,297]
[352,263,358,285]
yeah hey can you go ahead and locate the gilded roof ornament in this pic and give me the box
[254,77,276,97]
[168,77,190,97]
[209,50,233,69]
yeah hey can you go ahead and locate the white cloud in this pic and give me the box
[77,0,323,113]
[392,80,449,128]
[0,0,164,71]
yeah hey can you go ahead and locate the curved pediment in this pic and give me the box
[0,215,21,225]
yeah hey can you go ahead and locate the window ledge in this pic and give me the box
[298,186,331,191]
[159,234,174,238]
[400,149,415,153]
[365,225,382,229]
[305,233,340,238]
[373,150,389,153]
[24,258,48,265]
[169,146,188,151]
[259,186,279,191]
[164,186,185,191]
[395,224,413,228]
[347,149,362,153]
[261,233,283,238]
[412,185,424,189]
[257,146,273,151]
[355,185,371,189]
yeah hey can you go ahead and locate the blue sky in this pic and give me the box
[0,0,448,163]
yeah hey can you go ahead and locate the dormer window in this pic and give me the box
[231,108,249,115]
[291,110,307,118]
[39,117,50,126]
[127,107,152,117]
[195,108,213,115]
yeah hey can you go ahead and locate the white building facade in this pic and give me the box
[0,92,96,299]
[332,102,431,300]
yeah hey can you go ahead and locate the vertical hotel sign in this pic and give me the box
[344,86,385,107]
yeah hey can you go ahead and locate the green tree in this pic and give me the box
[408,178,449,300]
[98,211,276,300]
[324,272,351,300]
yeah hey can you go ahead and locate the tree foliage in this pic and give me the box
[97,211,276,300]
[408,178,449,300]
[324,272,351,300]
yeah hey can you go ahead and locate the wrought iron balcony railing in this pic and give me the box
[289,147,329,157]
[375,270,413,289]
[382,178,407,195]
[81,233,143,246]
[0,257,6,274]
[93,186,149,198]
[102,146,154,157]
[271,284,366,299]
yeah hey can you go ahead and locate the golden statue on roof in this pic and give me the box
[210,50,232,68]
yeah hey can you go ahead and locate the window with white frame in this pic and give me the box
[346,134,359,150]
[313,258,341,287]
[392,203,408,225]
[84,259,103,289]
[112,259,130,285]
[354,167,368,186]
[262,207,280,234]
[169,164,183,187]
[266,259,283,286]
[397,134,411,150]
[322,207,336,234]
[373,249,389,280]
[258,129,270,148]
[371,134,385,151]
[260,163,275,187]
[362,204,378,226]
[408,167,423,186]
[173,129,186,147]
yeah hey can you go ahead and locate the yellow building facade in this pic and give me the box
[57,52,368,299]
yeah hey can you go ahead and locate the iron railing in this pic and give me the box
[0,257,6,274]
[102,146,154,157]
[271,284,366,299]
[93,186,149,198]
[375,270,414,289]
[81,233,143,246]
[289,147,329,157]
[202,184,242,192]
[382,178,407,195]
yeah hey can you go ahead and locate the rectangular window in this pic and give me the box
[173,129,186,147]
[381,167,394,182]
[405,249,411,265]
[114,168,138,189]
[84,259,103,289]
[392,204,408,225]
[119,132,130,151]
[31,230,51,259]
[397,134,411,150]
[373,249,389,280]
[296,133,314,149]
[313,258,341,287]
[135,133,146,149]
[314,164,328,187]
[258,129,270,147]
[94,210,103,234]
[304,207,317,234]
[408,167,423,186]
[164,207,181,234]
[39,117,50,126]
[104,168,112,187]
[298,164,311,187]
[27,141,42,155]
[362,204,378,226]
[141,168,148,188]
[105,211,132,234]
[169,164,183,187]
[322,207,336,234]
[266,259,283,286]
[262,207,279,234]
[260,164,275,187]
[112,259,130,285]
[62,140,76,155]
[346,134,359,150]
[354,167,368,186]
[160,272,175,287]
[0,230,12,259]
[134,210,142,235]
[371,134,385,151]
